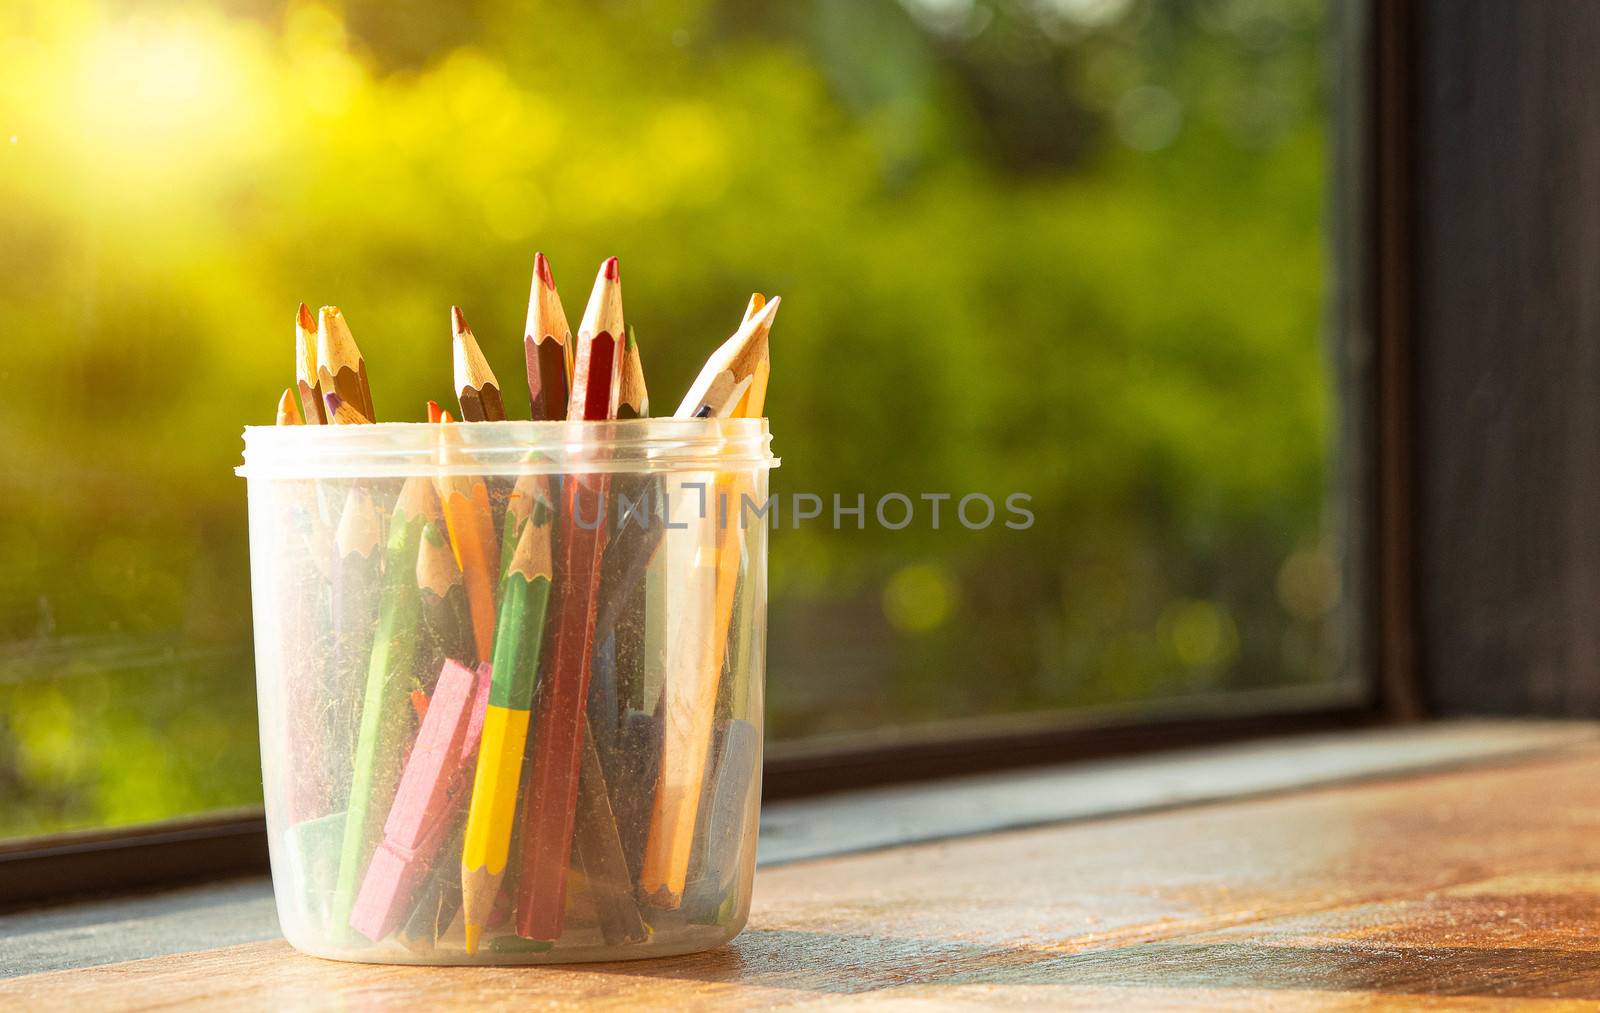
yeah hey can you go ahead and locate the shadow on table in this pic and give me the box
[580,929,1600,1001]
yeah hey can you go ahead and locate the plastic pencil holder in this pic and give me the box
[237,419,777,964]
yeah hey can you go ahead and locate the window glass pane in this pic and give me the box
[0,0,1342,838]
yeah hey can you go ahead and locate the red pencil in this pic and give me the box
[514,257,625,940]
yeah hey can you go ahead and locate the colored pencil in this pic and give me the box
[417,520,476,674]
[617,326,649,420]
[324,391,369,426]
[524,251,573,422]
[679,718,759,925]
[433,414,500,663]
[461,510,555,952]
[567,257,625,422]
[515,256,625,941]
[392,524,477,948]
[317,306,375,423]
[333,477,440,927]
[452,306,506,423]
[276,387,304,426]
[642,294,780,906]
[296,302,327,424]
[325,486,383,823]
[499,473,551,582]
[350,658,492,941]
[573,729,647,944]
[675,297,778,419]
[731,293,771,420]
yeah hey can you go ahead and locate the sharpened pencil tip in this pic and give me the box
[535,251,554,289]
[427,399,442,423]
[464,922,481,954]
[602,255,619,281]
[325,391,343,413]
[451,305,468,336]
[296,302,316,332]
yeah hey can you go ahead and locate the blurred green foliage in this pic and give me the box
[0,0,1335,837]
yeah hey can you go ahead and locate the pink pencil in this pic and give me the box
[350,659,491,942]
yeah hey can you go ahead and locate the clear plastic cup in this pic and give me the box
[237,419,776,964]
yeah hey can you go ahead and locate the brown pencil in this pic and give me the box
[276,388,304,426]
[524,252,573,422]
[324,392,371,426]
[452,306,506,423]
[296,303,327,424]
[317,306,375,424]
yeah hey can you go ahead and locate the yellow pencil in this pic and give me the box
[641,294,780,906]
[460,503,554,952]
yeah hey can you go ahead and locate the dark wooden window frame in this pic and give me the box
[0,0,1420,909]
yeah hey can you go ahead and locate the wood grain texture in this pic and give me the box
[13,746,1600,1008]
[1415,2,1600,715]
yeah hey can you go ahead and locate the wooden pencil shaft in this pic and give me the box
[457,383,505,424]
[617,328,649,420]
[332,485,432,926]
[317,306,375,423]
[328,486,383,816]
[524,252,572,422]
[324,392,371,425]
[594,509,665,644]
[580,333,620,422]
[679,718,758,924]
[452,307,506,423]
[296,303,327,424]
[675,297,778,420]
[527,339,570,422]
[461,515,554,949]
[638,509,721,905]
[567,257,624,422]
[276,388,304,426]
[418,522,476,671]
[434,421,500,664]
[574,728,647,944]
[514,475,609,940]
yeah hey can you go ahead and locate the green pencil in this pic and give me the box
[461,491,554,953]
[499,471,550,583]
[333,477,439,928]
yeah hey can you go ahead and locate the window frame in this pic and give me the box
[0,0,1417,909]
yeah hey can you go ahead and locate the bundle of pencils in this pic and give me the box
[271,254,780,952]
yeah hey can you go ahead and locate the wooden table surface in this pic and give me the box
[11,741,1600,1009]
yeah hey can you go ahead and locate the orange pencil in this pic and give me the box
[433,412,499,664]
[295,303,327,424]
[276,387,304,426]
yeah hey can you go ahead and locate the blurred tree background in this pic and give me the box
[0,0,1337,836]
